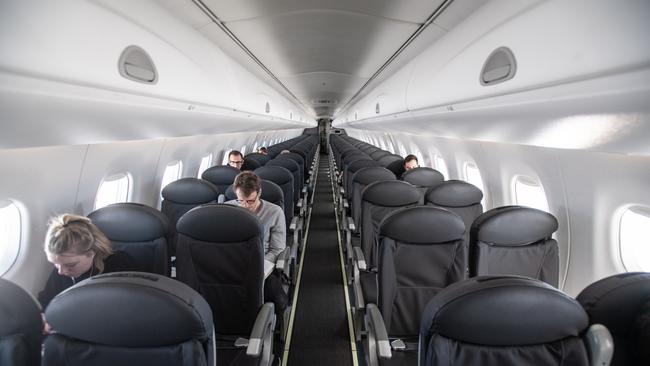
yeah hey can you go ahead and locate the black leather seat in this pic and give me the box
[175,204,276,366]
[577,272,650,366]
[161,177,220,256]
[426,180,483,245]
[245,152,270,167]
[0,278,42,366]
[201,165,241,195]
[42,272,215,366]
[88,202,171,276]
[400,167,444,199]
[350,167,396,230]
[413,276,609,366]
[469,205,559,287]
[266,158,301,209]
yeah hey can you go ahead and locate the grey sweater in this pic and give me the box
[225,199,286,262]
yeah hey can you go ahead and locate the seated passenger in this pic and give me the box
[403,154,419,171]
[258,146,268,155]
[225,172,288,316]
[227,150,244,170]
[37,214,136,309]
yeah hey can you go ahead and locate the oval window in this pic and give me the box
[160,161,183,200]
[619,206,650,272]
[95,173,132,210]
[198,154,213,178]
[464,162,485,205]
[513,175,549,212]
[434,155,449,179]
[0,200,22,276]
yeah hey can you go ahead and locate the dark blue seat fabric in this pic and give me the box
[0,278,42,366]
[245,153,270,167]
[469,205,559,287]
[88,203,171,276]
[43,272,214,366]
[419,276,590,366]
[577,272,650,366]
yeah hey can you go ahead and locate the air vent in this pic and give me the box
[375,102,380,114]
[480,47,516,86]
[265,101,270,113]
[311,99,337,105]
[118,45,157,84]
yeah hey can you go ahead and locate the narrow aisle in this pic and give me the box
[286,154,353,366]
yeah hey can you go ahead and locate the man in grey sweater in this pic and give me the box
[226,171,288,321]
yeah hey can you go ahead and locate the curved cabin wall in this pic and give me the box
[334,0,650,295]
[0,0,311,293]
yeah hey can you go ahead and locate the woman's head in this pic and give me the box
[44,214,112,277]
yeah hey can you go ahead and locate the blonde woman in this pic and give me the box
[37,214,135,309]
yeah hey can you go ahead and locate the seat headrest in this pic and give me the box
[161,177,219,204]
[177,204,262,243]
[421,276,588,346]
[362,180,421,207]
[377,154,403,166]
[347,159,380,173]
[352,167,395,185]
[226,180,284,205]
[201,165,240,186]
[576,272,650,335]
[0,279,42,336]
[401,167,444,188]
[254,166,293,186]
[45,272,213,347]
[342,155,371,169]
[244,152,270,165]
[380,206,465,244]
[370,150,391,160]
[88,203,170,242]
[267,157,299,172]
[241,158,261,171]
[472,205,558,245]
[427,180,483,207]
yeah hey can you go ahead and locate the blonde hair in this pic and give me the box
[45,214,113,273]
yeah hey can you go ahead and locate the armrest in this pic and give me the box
[302,186,307,194]
[585,324,613,366]
[297,200,303,208]
[339,187,345,195]
[346,216,355,232]
[275,247,291,273]
[246,302,276,360]
[289,216,300,232]
[366,304,392,361]
[353,247,366,271]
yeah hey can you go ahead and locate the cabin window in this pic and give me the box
[619,206,650,272]
[221,149,232,165]
[464,162,486,205]
[95,173,131,210]
[198,154,213,178]
[513,176,549,212]
[253,142,259,152]
[434,155,449,179]
[240,146,247,155]
[0,200,21,276]
[160,161,183,201]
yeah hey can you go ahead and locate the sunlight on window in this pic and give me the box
[434,155,449,179]
[0,200,21,275]
[253,142,259,153]
[514,176,549,212]
[240,145,247,155]
[222,149,232,165]
[620,207,650,272]
[160,161,183,200]
[198,154,213,178]
[95,174,131,210]
[465,162,485,205]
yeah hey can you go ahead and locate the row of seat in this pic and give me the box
[4,271,649,365]
[326,134,629,365]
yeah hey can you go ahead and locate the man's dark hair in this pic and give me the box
[228,150,243,159]
[404,154,418,164]
[233,171,261,196]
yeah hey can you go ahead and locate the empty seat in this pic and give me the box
[161,177,220,256]
[241,157,261,171]
[577,272,650,366]
[245,152,271,167]
[42,272,215,366]
[0,278,42,366]
[175,205,276,366]
[266,157,301,208]
[400,167,444,198]
[201,165,240,195]
[344,159,380,202]
[350,167,396,230]
[469,205,559,287]
[88,202,170,276]
[426,180,483,244]
[414,276,612,366]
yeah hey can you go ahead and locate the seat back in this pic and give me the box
[0,279,42,366]
[426,180,483,244]
[88,203,170,276]
[278,152,306,183]
[344,159,380,201]
[161,178,220,256]
[224,179,285,209]
[176,204,264,336]
[377,206,466,336]
[43,272,214,366]
[400,167,444,199]
[350,167,395,229]
[419,276,590,366]
[267,157,301,207]
[255,166,294,229]
[577,272,650,366]
[245,152,270,167]
[360,180,421,268]
[469,205,559,287]
[201,165,240,195]
[241,157,261,171]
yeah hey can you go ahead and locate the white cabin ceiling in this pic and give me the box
[158,0,484,118]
